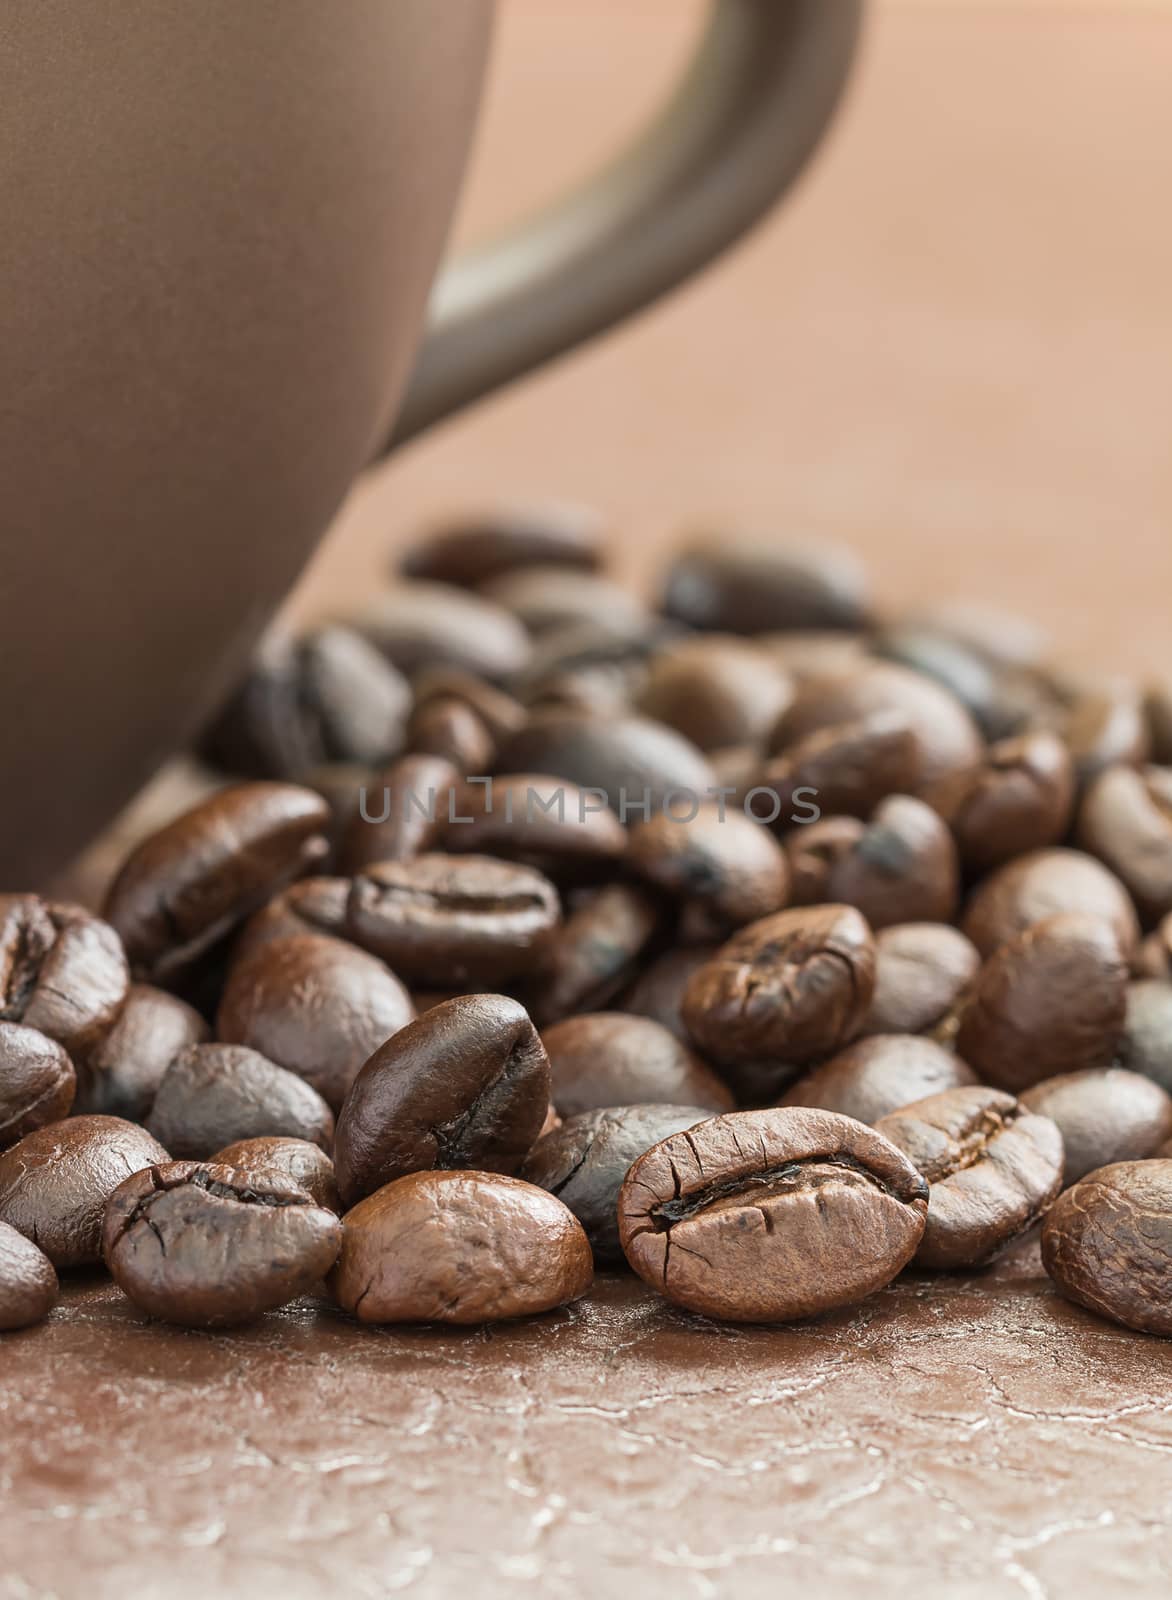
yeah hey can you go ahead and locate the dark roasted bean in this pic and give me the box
[355,581,531,680]
[799,794,960,930]
[0,895,128,1056]
[213,1136,341,1212]
[337,754,461,872]
[627,805,789,933]
[440,774,627,883]
[0,1024,75,1149]
[146,1043,334,1159]
[0,1221,58,1331]
[635,637,793,752]
[399,503,605,588]
[754,712,917,824]
[541,1013,734,1118]
[937,732,1075,872]
[74,984,208,1122]
[662,534,871,635]
[527,884,661,1028]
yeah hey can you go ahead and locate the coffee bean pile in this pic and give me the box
[5,509,1172,1336]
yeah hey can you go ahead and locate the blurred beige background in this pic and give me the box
[292,0,1172,676]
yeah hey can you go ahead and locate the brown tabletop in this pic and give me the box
[8,4,1172,1596]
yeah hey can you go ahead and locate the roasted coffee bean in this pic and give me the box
[861,923,980,1037]
[103,782,330,981]
[522,660,637,720]
[146,1043,334,1159]
[961,847,1140,960]
[102,1161,341,1328]
[198,625,410,780]
[795,795,959,931]
[1117,979,1172,1094]
[1078,765,1172,924]
[345,855,560,988]
[781,1035,977,1125]
[510,616,665,699]
[73,984,207,1122]
[618,1107,927,1322]
[523,1103,714,1264]
[355,581,531,680]
[899,600,1048,671]
[767,663,983,809]
[406,696,495,774]
[541,1013,734,1118]
[682,905,875,1067]
[635,637,793,752]
[302,763,374,856]
[0,895,128,1056]
[495,711,715,819]
[411,668,527,746]
[1056,680,1149,789]
[400,502,605,588]
[526,884,661,1027]
[333,994,550,1207]
[0,1221,57,1331]
[440,774,628,882]
[956,913,1127,1092]
[618,945,718,1042]
[754,712,917,824]
[332,1170,592,1324]
[871,625,1006,739]
[1042,1161,1172,1335]
[1144,678,1172,765]
[876,1086,1064,1268]
[0,1116,168,1268]
[232,876,352,957]
[938,732,1075,873]
[217,933,415,1111]
[757,629,870,683]
[662,534,870,635]
[0,1024,75,1148]
[481,566,647,636]
[338,754,461,872]
[627,805,789,933]
[213,1136,341,1213]
[1021,1069,1172,1185]
[1133,913,1172,980]
[783,815,864,905]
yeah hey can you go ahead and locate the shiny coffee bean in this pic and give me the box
[938,731,1075,873]
[627,805,789,933]
[356,581,531,681]
[198,625,410,780]
[338,754,461,871]
[1117,979,1172,1093]
[332,1170,593,1325]
[73,984,208,1122]
[0,895,128,1056]
[0,1024,75,1148]
[103,782,330,981]
[233,876,352,957]
[522,1103,714,1264]
[619,945,718,1043]
[768,663,983,809]
[781,1035,977,1125]
[876,1086,1064,1268]
[861,923,980,1037]
[405,695,495,774]
[217,933,415,1111]
[1078,765,1172,924]
[345,855,560,988]
[526,884,661,1027]
[146,1043,334,1159]
[799,794,960,931]
[682,905,875,1067]
[783,815,864,905]
[440,774,628,883]
[1042,1161,1172,1335]
[102,1161,341,1328]
[635,637,793,752]
[0,1116,169,1268]
[541,1013,734,1118]
[481,566,647,636]
[495,711,715,819]
[956,913,1127,1092]
[213,1136,341,1212]
[754,712,917,824]
[0,1221,58,1331]
[1021,1069,1172,1185]
[662,533,871,635]
[400,502,605,588]
[618,1107,927,1322]
[333,994,550,1208]
[960,847,1140,960]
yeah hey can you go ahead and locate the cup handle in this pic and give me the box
[383,0,862,451]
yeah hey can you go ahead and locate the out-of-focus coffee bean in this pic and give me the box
[1116,979,1172,1094]
[780,1035,977,1124]
[871,625,1006,739]
[440,774,627,884]
[627,804,789,934]
[1021,1068,1172,1184]
[526,885,662,1027]
[540,1013,734,1118]
[956,912,1127,1092]
[618,946,718,1042]
[232,877,352,958]
[662,533,871,634]
[1143,678,1172,765]
[795,794,960,930]
[755,630,870,683]
[635,637,793,752]
[937,731,1075,872]
[337,754,461,872]
[898,600,1049,671]
[1053,676,1149,788]
[860,922,980,1037]
[783,815,864,905]
[960,847,1140,959]
[399,502,606,588]
[355,581,531,681]
[146,1043,335,1158]
[480,566,648,636]
[410,667,527,745]
[1078,764,1172,924]
[74,984,208,1122]
[754,712,917,824]
[1134,912,1172,980]
[406,695,495,774]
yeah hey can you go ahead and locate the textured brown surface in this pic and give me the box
[13,3,1172,1594]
